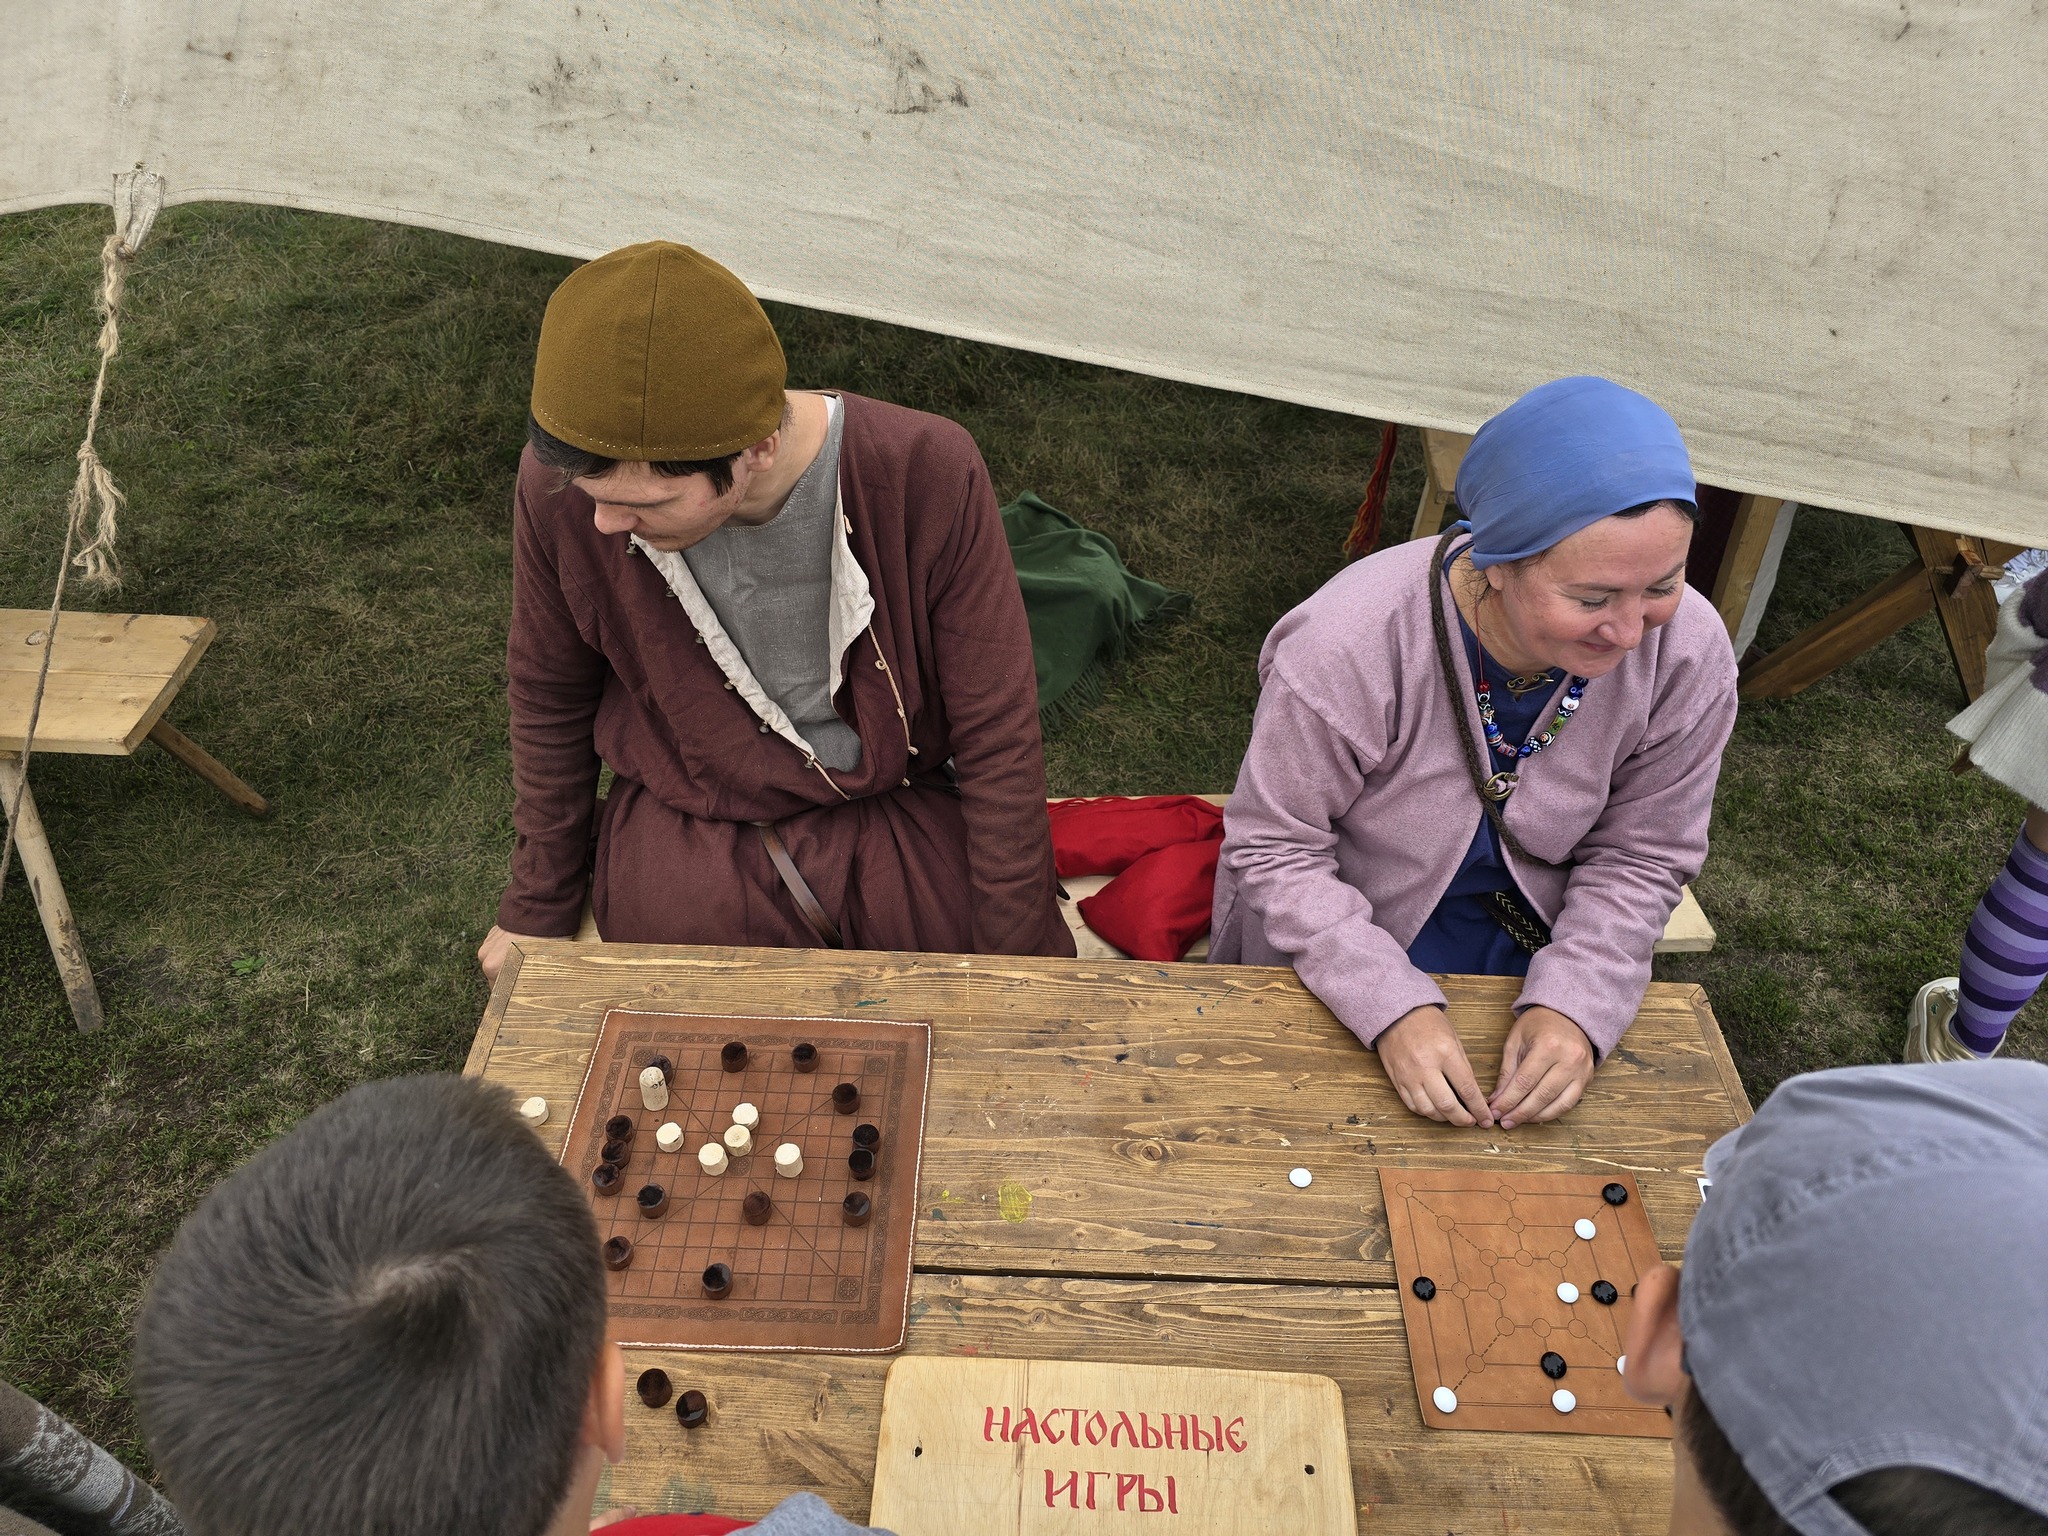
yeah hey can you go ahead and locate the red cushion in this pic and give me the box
[601,1517,752,1535]
[1078,836,1221,962]
[1048,795,1224,877]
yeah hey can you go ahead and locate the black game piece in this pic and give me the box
[592,1163,624,1197]
[1602,1182,1629,1206]
[721,1041,749,1073]
[600,1138,630,1167]
[848,1148,877,1181]
[636,1368,672,1408]
[852,1123,881,1151]
[676,1389,709,1428]
[792,1042,819,1073]
[832,1082,860,1115]
[1590,1280,1619,1305]
[1412,1276,1437,1302]
[646,1054,675,1086]
[701,1262,733,1299]
[605,1114,636,1145]
[602,1236,633,1270]
[1540,1352,1568,1380]
[636,1184,669,1220]
[842,1191,873,1227]
[743,1191,773,1226]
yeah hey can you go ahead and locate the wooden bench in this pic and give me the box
[2,609,268,1031]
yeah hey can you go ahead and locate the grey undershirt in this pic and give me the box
[683,397,863,772]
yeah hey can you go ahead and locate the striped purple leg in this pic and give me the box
[1954,826,2048,1054]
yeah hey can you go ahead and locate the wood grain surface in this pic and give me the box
[0,610,214,753]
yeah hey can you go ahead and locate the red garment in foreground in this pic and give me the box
[604,1517,750,1535]
[1049,796,1225,962]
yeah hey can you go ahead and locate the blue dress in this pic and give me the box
[1405,552,1558,978]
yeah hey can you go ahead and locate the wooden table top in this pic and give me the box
[0,609,214,754]
[471,940,1752,1534]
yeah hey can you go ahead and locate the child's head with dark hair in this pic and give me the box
[133,1074,620,1536]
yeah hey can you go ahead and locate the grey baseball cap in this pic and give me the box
[1680,1061,2048,1535]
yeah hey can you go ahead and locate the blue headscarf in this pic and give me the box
[1455,377,1696,569]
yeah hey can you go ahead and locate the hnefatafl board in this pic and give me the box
[1380,1169,1671,1438]
[560,1009,930,1353]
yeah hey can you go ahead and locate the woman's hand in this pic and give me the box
[1488,1005,1596,1128]
[1376,1006,1494,1126]
[477,924,548,984]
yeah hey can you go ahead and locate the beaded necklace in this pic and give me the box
[1473,661,1587,798]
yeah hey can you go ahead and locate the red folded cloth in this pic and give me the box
[604,1518,751,1535]
[1047,794,1224,877]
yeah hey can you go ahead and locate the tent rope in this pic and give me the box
[1,171,161,905]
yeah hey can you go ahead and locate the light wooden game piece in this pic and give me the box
[774,1142,803,1178]
[723,1123,753,1156]
[698,1142,729,1176]
[1617,1355,1628,1376]
[732,1102,760,1129]
[519,1096,549,1127]
[655,1121,684,1152]
[1288,1166,1312,1188]
[1433,1386,1458,1414]
[1552,1388,1578,1414]
[639,1064,669,1111]
[1556,1282,1580,1304]
[1574,1217,1597,1240]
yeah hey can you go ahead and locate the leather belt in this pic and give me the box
[754,821,844,949]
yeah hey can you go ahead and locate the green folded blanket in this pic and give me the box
[1001,492,1191,726]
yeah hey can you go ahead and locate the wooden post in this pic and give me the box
[146,719,271,816]
[1407,428,1473,540]
[1908,526,2004,701]
[0,753,103,1033]
[1738,559,1936,699]
[1707,495,1788,643]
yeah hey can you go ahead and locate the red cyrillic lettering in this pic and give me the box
[1116,1473,1142,1511]
[1191,1416,1216,1451]
[1084,1470,1107,1510]
[1138,1476,1165,1513]
[1068,1408,1085,1446]
[1225,1416,1248,1452]
[1168,1475,1179,1513]
[1167,1414,1190,1450]
[1110,1411,1140,1449]
[1011,1408,1041,1444]
[1044,1470,1078,1509]
[1141,1412,1164,1449]
[1084,1411,1108,1446]
[985,1406,1010,1443]
[1040,1407,1064,1445]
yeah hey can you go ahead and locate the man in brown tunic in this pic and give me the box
[477,243,1071,979]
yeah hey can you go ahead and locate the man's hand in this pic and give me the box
[1488,1005,1596,1128]
[477,925,548,985]
[1376,1006,1494,1127]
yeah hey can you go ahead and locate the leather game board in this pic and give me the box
[561,1009,930,1353]
[1379,1170,1671,1438]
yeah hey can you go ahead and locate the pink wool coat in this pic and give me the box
[1210,535,1738,1058]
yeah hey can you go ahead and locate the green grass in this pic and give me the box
[0,203,2038,1463]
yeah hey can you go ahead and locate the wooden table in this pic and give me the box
[470,941,1752,1534]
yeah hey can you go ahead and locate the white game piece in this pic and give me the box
[1574,1218,1597,1240]
[1557,1282,1581,1304]
[732,1102,760,1129]
[723,1123,753,1156]
[1616,1355,1627,1376]
[1288,1167,1313,1189]
[655,1121,684,1153]
[639,1064,669,1112]
[697,1142,728,1176]
[774,1142,804,1178]
[1432,1386,1458,1414]
[1551,1388,1578,1414]
[518,1096,549,1127]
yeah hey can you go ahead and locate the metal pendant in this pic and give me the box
[1483,771,1519,802]
[1503,670,1559,699]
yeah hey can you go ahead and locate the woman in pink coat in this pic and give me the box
[1211,378,1738,1129]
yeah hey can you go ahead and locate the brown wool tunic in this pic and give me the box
[497,392,1074,958]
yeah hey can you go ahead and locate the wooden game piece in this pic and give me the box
[743,1191,773,1225]
[1574,1218,1598,1240]
[732,1102,760,1130]
[698,1142,729,1176]
[852,1123,880,1151]
[1288,1166,1313,1188]
[1591,1280,1619,1305]
[842,1191,873,1226]
[1432,1386,1458,1414]
[1540,1352,1567,1380]
[600,1138,630,1167]
[676,1389,709,1428]
[1412,1276,1436,1301]
[605,1114,635,1145]
[722,1123,753,1156]
[519,1096,549,1127]
[639,1065,669,1111]
[1616,1356,1627,1375]
[791,1042,818,1073]
[1602,1182,1629,1205]
[701,1262,733,1299]
[593,1164,625,1197]
[636,1184,669,1219]
[646,1054,674,1085]
[721,1041,748,1073]
[774,1142,803,1178]
[602,1236,633,1270]
[1552,1389,1578,1414]
[636,1368,672,1408]
[1556,1282,1580,1304]
[831,1082,860,1114]
[655,1121,684,1153]
[848,1148,877,1181]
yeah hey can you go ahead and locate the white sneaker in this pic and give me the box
[1903,977,2000,1062]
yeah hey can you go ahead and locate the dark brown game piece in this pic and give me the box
[832,1082,860,1115]
[848,1148,877,1181]
[1591,1279,1620,1305]
[636,1184,670,1219]
[743,1191,773,1226]
[676,1389,709,1428]
[605,1114,636,1145]
[842,1191,873,1227]
[600,1138,630,1167]
[701,1262,733,1299]
[602,1236,633,1270]
[791,1042,819,1073]
[721,1041,749,1073]
[1603,1182,1629,1206]
[1412,1276,1436,1301]
[592,1163,624,1197]
[636,1368,672,1408]
[646,1054,675,1086]
[852,1123,881,1151]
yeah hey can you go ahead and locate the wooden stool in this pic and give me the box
[2,610,269,1032]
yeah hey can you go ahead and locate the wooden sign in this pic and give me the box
[868,1356,1356,1534]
